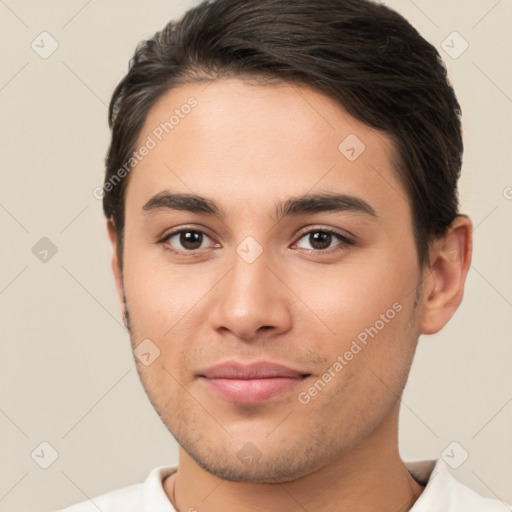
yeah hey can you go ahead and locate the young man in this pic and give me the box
[59,0,508,510]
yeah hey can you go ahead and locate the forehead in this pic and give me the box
[125,78,410,223]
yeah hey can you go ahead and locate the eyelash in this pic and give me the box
[158,227,354,257]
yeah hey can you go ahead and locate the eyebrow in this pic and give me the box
[142,191,378,222]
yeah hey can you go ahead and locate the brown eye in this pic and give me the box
[295,229,353,252]
[163,229,213,253]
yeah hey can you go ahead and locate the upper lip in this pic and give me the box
[199,361,309,379]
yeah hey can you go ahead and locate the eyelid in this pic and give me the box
[294,225,353,243]
[159,225,354,255]
[291,226,354,253]
[158,225,218,255]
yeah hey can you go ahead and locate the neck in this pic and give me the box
[163,404,424,512]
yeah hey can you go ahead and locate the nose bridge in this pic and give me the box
[233,240,272,293]
[228,236,280,308]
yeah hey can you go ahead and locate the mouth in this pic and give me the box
[198,361,311,404]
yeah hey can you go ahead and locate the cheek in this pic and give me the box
[297,257,409,343]
[294,247,418,394]
[122,235,207,330]
[297,296,415,426]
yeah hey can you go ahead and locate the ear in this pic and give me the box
[106,219,125,311]
[420,215,473,335]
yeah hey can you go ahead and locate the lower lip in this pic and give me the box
[200,376,306,404]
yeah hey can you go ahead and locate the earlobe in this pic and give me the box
[419,216,473,335]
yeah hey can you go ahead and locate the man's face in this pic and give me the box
[115,78,426,483]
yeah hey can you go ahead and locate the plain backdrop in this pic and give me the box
[1,0,511,510]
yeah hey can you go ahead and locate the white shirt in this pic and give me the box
[57,458,509,511]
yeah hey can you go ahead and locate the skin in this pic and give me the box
[107,78,472,512]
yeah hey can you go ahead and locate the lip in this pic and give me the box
[198,361,310,404]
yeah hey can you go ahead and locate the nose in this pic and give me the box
[208,245,293,342]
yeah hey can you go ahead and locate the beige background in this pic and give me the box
[0,0,511,510]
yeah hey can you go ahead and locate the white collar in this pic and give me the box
[140,458,508,512]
